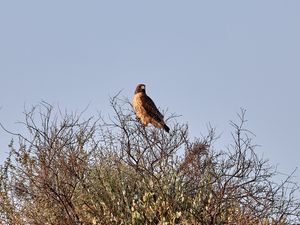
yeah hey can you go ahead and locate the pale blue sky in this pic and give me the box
[1,1,299,184]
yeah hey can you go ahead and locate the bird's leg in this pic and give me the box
[135,116,142,123]
[141,123,147,132]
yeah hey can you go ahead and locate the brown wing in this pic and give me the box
[140,95,164,123]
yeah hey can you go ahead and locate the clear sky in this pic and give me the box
[1,1,299,185]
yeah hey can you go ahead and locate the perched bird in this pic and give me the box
[132,84,170,132]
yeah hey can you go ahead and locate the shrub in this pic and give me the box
[0,99,299,224]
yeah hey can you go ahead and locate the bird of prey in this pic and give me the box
[132,84,170,132]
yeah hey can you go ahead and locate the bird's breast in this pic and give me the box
[133,93,148,119]
[132,93,142,111]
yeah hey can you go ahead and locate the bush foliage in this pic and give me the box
[0,98,299,224]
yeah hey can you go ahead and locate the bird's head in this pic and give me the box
[135,84,146,94]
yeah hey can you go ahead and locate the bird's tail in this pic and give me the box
[163,124,170,133]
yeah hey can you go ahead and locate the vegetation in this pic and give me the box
[0,98,299,224]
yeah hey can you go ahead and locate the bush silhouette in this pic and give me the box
[0,98,299,224]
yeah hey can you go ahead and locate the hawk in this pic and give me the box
[132,84,170,133]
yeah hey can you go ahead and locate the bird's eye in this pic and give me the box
[141,86,145,89]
